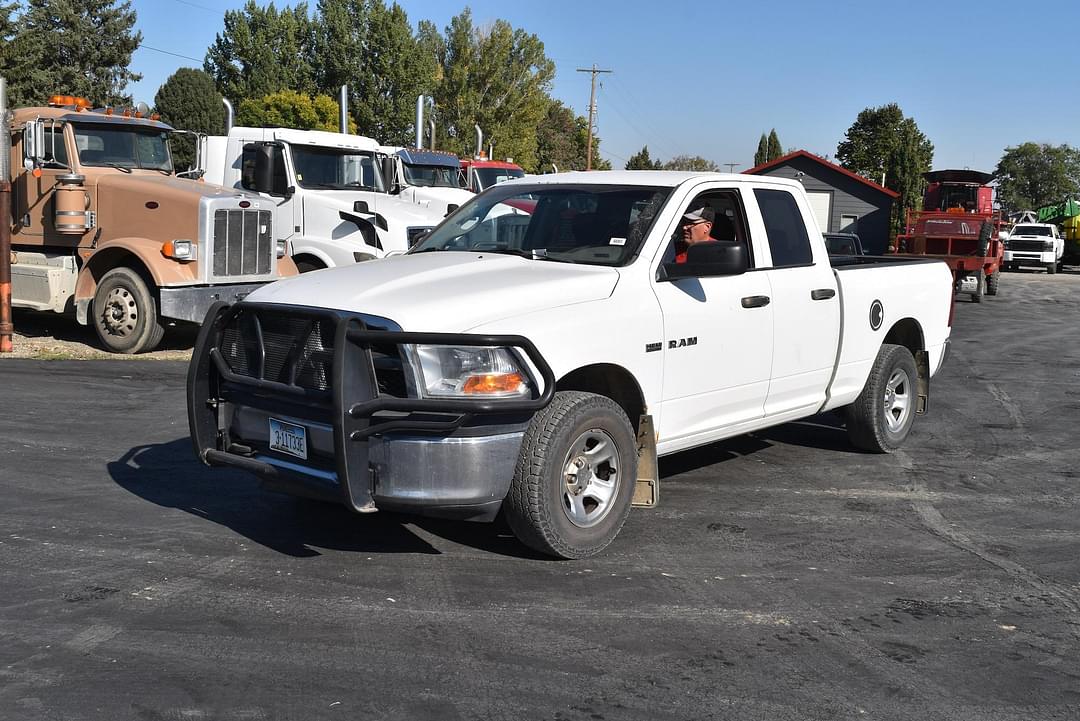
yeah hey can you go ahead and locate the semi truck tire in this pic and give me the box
[92,267,165,354]
[504,391,637,559]
[845,344,918,453]
[986,271,1000,296]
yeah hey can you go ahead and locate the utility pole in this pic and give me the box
[723,162,741,173]
[576,64,612,171]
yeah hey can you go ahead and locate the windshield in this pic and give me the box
[73,124,173,172]
[1012,225,1052,236]
[290,145,385,191]
[403,163,458,188]
[473,166,526,190]
[410,184,671,267]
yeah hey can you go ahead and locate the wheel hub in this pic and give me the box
[101,288,136,336]
[565,457,592,495]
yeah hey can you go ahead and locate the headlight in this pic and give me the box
[410,344,531,398]
[161,239,196,261]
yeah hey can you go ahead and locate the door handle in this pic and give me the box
[811,288,836,300]
[741,295,771,308]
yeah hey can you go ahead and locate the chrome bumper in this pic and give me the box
[160,283,275,323]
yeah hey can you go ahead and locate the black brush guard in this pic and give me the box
[187,301,556,513]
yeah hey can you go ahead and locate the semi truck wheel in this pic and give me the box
[92,268,165,354]
[504,391,637,559]
[986,271,1000,296]
[845,344,918,453]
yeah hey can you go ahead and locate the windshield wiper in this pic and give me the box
[343,181,378,190]
[472,248,575,263]
[104,162,132,173]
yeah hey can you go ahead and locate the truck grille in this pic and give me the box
[1008,239,1051,252]
[212,209,273,278]
[218,307,408,397]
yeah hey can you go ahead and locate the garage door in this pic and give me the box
[805,191,832,232]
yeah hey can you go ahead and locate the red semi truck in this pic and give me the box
[892,169,1004,303]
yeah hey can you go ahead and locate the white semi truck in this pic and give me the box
[189,171,954,558]
[380,146,474,217]
[201,127,445,271]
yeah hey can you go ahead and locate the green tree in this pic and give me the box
[532,99,610,172]
[315,0,437,145]
[662,155,719,172]
[754,133,768,166]
[237,89,355,133]
[994,143,1080,212]
[626,145,663,170]
[204,1,317,104]
[429,9,555,171]
[767,129,783,162]
[154,68,226,170]
[8,0,142,107]
[836,103,933,228]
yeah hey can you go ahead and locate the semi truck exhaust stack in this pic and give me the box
[222,98,233,134]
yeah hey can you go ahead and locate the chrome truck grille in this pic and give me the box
[218,307,408,397]
[211,209,273,278]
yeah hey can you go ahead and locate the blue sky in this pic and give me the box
[127,0,1080,172]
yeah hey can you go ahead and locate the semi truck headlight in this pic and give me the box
[276,239,288,258]
[162,239,196,261]
[410,344,530,398]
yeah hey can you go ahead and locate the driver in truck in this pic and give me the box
[675,206,715,262]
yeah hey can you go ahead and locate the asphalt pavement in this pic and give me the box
[2,269,1079,720]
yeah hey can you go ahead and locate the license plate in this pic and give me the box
[268,418,307,460]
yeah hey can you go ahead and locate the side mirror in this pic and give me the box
[662,241,748,280]
[353,200,370,214]
[445,203,459,216]
[381,156,398,192]
[23,120,44,162]
[252,144,276,195]
[284,185,295,200]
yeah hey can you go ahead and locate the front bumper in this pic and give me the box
[160,283,278,323]
[187,302,554,520]
[1003,250,1053,264]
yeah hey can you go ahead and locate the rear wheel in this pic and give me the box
[504,391,637,559]
[846,344,919,453]
[986,270,1000,296]
[92,267,165,354]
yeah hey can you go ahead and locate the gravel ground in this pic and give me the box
[1,308,196,361]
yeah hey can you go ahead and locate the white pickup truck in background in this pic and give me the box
[201,127,446,271]
[188,171,954,558]
[1002,222,1064,274]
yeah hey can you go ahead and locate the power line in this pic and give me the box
[596,86,680,164]
[169,0,223,13]
[138,44,203,63]
[605,74,685,159]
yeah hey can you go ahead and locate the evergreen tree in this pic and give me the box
[204,1,317,104]
[237,89,354,133]
[154,68,226,170]
[626,145,663,170]
[767,129,782,162]
[9,0,142,107]
[754,133,768,166]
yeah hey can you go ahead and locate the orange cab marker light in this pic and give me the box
[32,167,42,178]
[161,240,176,258]
[462,372,526,395]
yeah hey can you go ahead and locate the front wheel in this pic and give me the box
[504,391,638,559]
[845,344,919,453]
[1046,262,1057,275]
[92,268,165,354]
[986,270,1000,296]
[970,270,985,303]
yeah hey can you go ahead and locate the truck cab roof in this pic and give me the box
[229,126,380,152]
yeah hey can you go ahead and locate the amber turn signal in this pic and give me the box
[461,372,526,395]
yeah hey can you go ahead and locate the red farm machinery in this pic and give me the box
[892,169,1004,302]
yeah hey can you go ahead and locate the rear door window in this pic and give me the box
[755,188,813,267]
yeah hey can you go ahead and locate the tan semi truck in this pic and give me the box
[8,95,297,353]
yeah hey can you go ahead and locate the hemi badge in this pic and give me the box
[645,342,662,353]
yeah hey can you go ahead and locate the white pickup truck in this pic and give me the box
[1002,222,1065,274]
[188,171,953,558]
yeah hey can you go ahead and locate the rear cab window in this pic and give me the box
[754,188,814,268]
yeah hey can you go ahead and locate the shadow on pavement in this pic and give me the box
[108,437,538,560]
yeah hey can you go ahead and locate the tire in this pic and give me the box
[845,344,919,453]
[986,270,1000,296]
[296,258,326,273]
[504,391,638,559]
[1046,262,1057,275]
[970,270,984,303]
[92,267,165,354]
[977,222,992,257]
